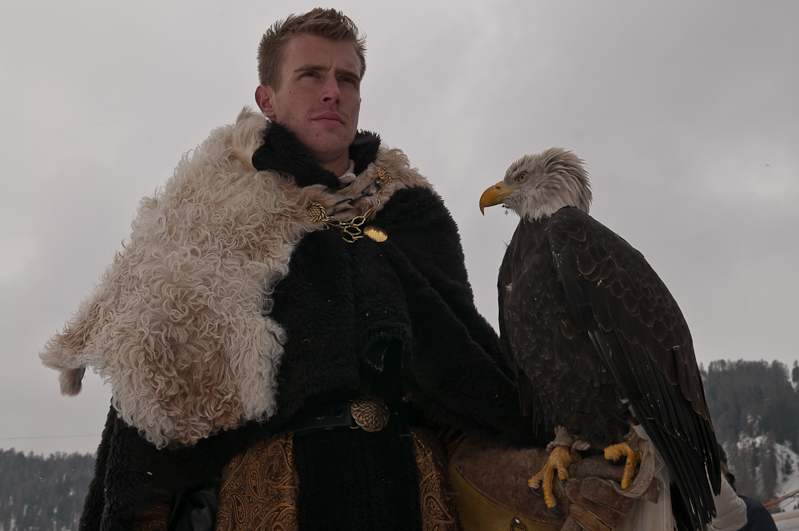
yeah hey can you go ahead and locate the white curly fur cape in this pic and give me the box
[40,108,431,448]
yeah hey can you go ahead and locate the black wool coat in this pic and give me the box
[79,123,534,531]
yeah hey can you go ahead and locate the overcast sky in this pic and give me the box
[2,0,797,456]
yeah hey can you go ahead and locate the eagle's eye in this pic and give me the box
[516,172,527,183]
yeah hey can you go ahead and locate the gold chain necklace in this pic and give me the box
[306,166,392,243]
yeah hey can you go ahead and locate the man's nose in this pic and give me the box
[320,76,341,103]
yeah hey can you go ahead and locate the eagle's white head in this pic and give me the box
[480,147,592,220]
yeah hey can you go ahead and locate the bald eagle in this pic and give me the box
[479,148,721,530]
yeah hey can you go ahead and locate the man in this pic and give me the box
[253,30,362,177]
[44,9,532,530]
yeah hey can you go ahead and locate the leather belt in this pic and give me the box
[277,396,390,435]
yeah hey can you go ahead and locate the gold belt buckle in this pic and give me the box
[350,396,390,432]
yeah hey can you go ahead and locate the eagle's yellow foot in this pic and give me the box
[604,441,642,489]
[528,445,573,515]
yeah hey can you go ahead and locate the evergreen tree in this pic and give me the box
[0,449,94,531]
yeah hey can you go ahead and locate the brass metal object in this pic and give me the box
[326,214,370,243]
[376,166,392,186]
[305,166,393,243]
[306,201,328,223]
[364,226,388,242]
[350,396,390,432]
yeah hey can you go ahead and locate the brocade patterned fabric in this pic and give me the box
[409,427,463,531]
[133,427,462,530]
[216,433,299,531]
[132,502,171,531]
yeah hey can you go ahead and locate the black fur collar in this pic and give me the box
[251,121,381,190]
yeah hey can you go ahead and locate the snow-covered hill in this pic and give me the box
[729,434,799,511]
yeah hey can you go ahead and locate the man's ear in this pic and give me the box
[255,85,277,119]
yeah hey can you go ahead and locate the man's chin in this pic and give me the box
[306,131,356,154]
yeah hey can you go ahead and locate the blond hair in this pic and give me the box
[257,8,366,89]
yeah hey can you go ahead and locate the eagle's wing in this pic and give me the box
[547,206,721,531]
[497,221,552,441]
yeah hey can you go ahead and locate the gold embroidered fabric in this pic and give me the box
[132,501,171,531]
[134,427,462,531]
[215,433,299,531]
[409,427,464,531]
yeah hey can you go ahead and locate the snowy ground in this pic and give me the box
[773,441,799,512]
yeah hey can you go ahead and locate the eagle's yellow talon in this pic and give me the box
[604,441,642,489]
[526,445,573,510]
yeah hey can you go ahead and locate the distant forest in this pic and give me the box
[1,359,798,530]
[704,359,799,504]
[0,450,93,531]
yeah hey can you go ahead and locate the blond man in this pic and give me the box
[65,9,529,530]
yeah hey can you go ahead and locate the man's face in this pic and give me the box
[256,34,362,171]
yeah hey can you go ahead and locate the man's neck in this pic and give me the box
[317,154,350,177]
[252,121,381,189]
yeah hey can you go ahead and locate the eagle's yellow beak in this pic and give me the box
[479,181,514,214]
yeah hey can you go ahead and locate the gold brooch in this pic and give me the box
[306,166,392,243]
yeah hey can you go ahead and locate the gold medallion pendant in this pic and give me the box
[364,226,388,242]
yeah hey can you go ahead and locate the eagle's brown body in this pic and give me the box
[482,148,721,530]
[499,212,632,448]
